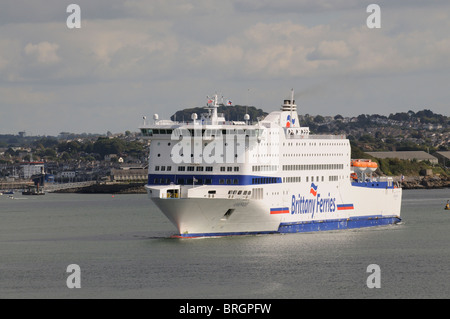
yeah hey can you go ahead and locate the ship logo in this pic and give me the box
[270,207,290,214]
[286,115,296,128]
[337,204,354,211]
[310,183,318,197]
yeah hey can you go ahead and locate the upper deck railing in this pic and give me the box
[291,134,347,140]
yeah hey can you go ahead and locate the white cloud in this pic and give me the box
[307,40,352,60]
[123,0,195,18]
[24,41,61,64]
[182,13,450,80]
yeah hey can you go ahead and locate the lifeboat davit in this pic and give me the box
[351,159,378,173]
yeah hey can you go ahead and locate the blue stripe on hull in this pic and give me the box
[351,181,395,189]
[173,215,401,238]
[278,215,401,233]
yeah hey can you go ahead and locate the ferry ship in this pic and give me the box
[140,92,402,238]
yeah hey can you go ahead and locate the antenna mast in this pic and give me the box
[290,88,294,126]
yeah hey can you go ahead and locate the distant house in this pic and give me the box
[21,162,45,179]
[366,151,438,164]
[61,171,76,178]
[104,154,118,162]
[434,151,450,167]
[110,167,147,182]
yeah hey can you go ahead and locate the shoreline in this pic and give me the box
[52,182,147,194]
[400,175,450,190]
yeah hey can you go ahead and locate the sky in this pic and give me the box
[0,0,449,136]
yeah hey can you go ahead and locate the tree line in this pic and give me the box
[1,136,146,163]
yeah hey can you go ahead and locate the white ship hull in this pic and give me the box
[148,181,402,237]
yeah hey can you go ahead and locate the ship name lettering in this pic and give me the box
[291,193,336,216]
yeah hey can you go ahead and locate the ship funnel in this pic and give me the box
[281,99,297,112]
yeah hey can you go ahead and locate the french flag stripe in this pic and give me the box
[337,204,354,210]
[270,207,290,214]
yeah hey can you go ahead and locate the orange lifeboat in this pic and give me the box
[351,159,378,172]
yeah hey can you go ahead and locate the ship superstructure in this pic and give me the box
[139,92,402,237]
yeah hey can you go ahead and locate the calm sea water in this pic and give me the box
[1,189,449,299]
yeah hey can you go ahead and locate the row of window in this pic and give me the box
[252,177,279,184]
[141,128,173,136]
[228,190,251,196]
[142,128,260,137]
[155,164,344,172]
[284,176,303,183]
[152,177,213,185]
[152,176,277,185]
[151,175,341,185]
[283,176,324,183]
[282,164,344,171]
[155,165,211,172]
[283,153,345,157]
[219,179,239,185]
[155,165,240,172]
[283,142,347,147]
[155,166,172,171]
[252,165,278,172]
[220,166,240,172]
[283,175,340,183]
[177,166,214,172]
[156,164,344,172]
[154,178,265,185]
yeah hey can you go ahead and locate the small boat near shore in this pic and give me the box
[22,186,45,195]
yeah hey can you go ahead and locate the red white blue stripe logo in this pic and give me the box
[337,204,354,210]
[270,207,290,214]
